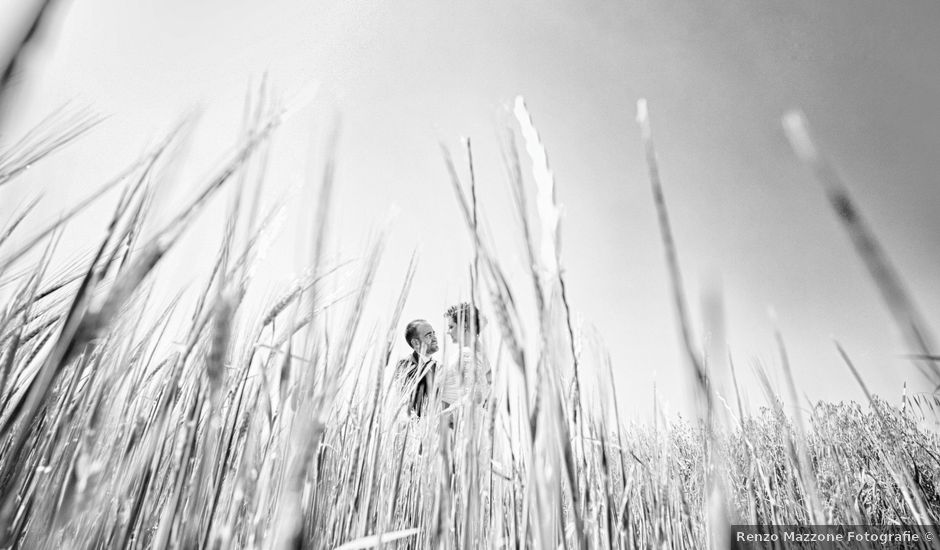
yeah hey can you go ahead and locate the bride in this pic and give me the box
[439,302,491,410]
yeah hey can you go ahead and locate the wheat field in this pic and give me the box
[2,10,940,549]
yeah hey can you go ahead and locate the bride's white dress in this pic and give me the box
[439,345,490,407]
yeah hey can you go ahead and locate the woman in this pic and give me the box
[439,302,491,410]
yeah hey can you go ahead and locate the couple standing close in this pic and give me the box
[395,302,491,418]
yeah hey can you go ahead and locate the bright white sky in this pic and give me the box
[3,0,940,418]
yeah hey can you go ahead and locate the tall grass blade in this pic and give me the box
[783,110,939,388]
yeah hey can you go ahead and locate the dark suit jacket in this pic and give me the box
[396,351,437,417]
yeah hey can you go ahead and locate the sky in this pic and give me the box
[2,0,940,418]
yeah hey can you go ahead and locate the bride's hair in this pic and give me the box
[444,302,481,335]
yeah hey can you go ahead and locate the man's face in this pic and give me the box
[412,321,439,355]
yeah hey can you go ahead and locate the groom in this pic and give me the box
[396,319,439,417]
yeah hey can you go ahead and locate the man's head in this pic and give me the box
[445,302,481,345]
[405,319,438,355]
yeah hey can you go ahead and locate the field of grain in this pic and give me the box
[0,89,938,550]
[2,8,940,548]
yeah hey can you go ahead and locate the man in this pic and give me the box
[395,319,439,417]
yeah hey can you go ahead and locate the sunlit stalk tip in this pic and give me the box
[782,109,819,163]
